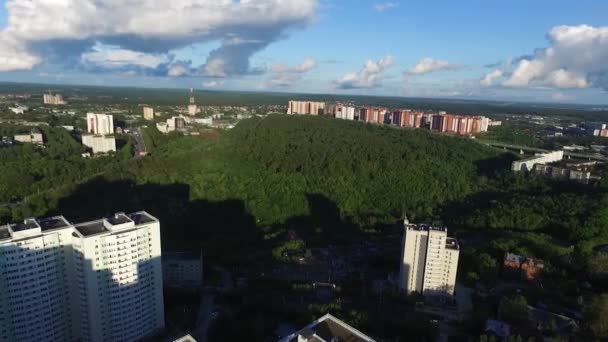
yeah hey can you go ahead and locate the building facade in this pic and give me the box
[143,107,155,120]
[86,113,114,136]
[43,93,66,105]
[511,151,564,172]
[399,219,459,296]
[14,129,44,145]
[287,101,325,115]
[81,134,116,154]
[0,211,164,342]
[162,251,203,289]
[0,217,77,341]
[72,212,164,342]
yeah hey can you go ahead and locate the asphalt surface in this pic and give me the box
[130,127,147,157]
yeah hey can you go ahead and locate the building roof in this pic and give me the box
[38,216,70,232]
[445,237,459,250]
[504,252,524,264]
[0,227,10,240]
[523,257,544,268]
[10,218,39,232]
[74,220,108,237]
[2,211,158,241]
[280,313,375,342]
[485,319,510,338]
[173,334,197,342]
[129,211,156,225]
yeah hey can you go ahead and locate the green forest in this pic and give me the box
[3,113,608,338]
[2,115,606,265]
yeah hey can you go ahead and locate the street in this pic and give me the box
[130,127,147,158]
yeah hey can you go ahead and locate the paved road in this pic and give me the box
[192,292,215,342]
[130,127,147,158]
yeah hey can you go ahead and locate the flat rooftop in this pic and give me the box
[10,219,39,232]
[445,237,459,250]
[406,223,447,232]
[3,211,157,240]
[38,216,70,232]
[75,220,108,237]
[106,213,132,225]
[129,212,156,225]
[0,227,10,240]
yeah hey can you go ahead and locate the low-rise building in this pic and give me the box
[162,251,203,289]
[511,150,564,172]
[157,116,189,134]
[14,128,44,145]
[81,134,116,154]
[9,105,28,114]
[503,253,544,280]
[278,313,375,342]
[533,164,593,184]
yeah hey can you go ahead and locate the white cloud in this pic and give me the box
[335,55,394,89]
[0,34,41,71]
[202,58,229,78]
[81,44,170,69]
[0,0,318,75]
[168,64,189,77]
[269,58,317,87]
[203,80,223,88]
[480,69,504,87]
[503,25,608,90]
[406,58,460,75]
[551,92,573,102]
[374,2,399,12]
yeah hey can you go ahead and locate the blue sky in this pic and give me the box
[0,0,607,104]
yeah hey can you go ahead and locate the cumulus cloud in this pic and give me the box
[81,44,170,70]
[502,25,608,90]
[202,80,223,88]
[0,0,318,76]
[480,69,504,87]
[334,55,394,89]
[268,58,317,87]
[374,2,399,12]
[406,58,460,75]
[0,35,41,71]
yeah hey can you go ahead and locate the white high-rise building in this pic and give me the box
[188,88,197,116]
[399,218,459,296]
[44,93,67,105]
[86,113,114,135]
[0,211,165,342]
[0,216,78,342]
[72,212,164,341]
[143,107,155,120]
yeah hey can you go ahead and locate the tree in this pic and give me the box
[477,253,499,284]
[586,253,608,281]
[498,295,528,327]
[585,294,608,339]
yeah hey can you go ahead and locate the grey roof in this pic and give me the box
[75,220,108,237]
[38,216,70,232]
[10,219,39,232]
